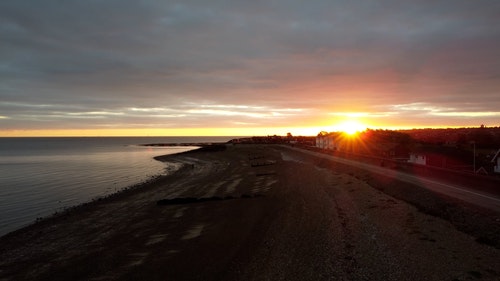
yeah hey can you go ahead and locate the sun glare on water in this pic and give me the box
[336,120,366,135]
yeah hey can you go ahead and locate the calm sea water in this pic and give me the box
[0,136,232,236]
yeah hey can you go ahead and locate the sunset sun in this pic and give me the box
[336,120,366,135]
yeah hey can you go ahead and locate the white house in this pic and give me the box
[492,149,500,173]
[316,134,326,149]
[316,133,340,150]
[408,153,426,165]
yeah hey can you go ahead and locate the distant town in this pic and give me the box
[229,126,500,177]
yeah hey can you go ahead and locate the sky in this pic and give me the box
[1,0,499,136]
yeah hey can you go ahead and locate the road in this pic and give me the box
[285,146,500,213]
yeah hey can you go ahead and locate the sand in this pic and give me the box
[0,144,499,280]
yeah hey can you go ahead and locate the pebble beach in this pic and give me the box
[1,144,499,280]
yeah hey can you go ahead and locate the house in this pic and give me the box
[408,153,427,165]
[492,148,500,173]
[315,133,327,149]
[316,132,341,150]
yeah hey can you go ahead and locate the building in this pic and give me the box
[492,149,500,173]
[408,153,427,165]
[316,132,341,150]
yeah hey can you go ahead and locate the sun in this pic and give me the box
[336,120,366,135]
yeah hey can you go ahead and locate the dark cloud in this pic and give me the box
[1,0,499,133]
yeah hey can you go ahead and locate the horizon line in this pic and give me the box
[1,124,498,138]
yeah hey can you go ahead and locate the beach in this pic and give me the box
[1,144,499,280]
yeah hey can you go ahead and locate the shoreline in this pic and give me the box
[0,145,201,238]
[0,138,209,237]
[0,146,201,239]
[1,144,499,280]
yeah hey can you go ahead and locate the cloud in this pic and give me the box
[1,0,499,133]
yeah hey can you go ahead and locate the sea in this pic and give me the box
[0,136,233,237]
